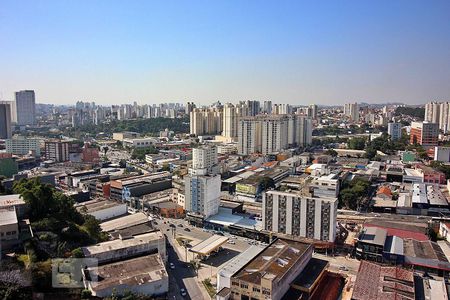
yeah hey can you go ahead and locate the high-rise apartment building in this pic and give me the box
[246,100,260,116]
[262,100,272,114]
[190,145,218,175]
[189,108,223,136]
[238,115,312,155]
[0,101,12,139]
[262,190,338,242]
[45,140,70,162]
[425,101,441,124]
[272,103,291,115]
[308,104,318,120]
[222,103,249,139]
[14,90,36,125]
[439,102,450,132]
[185,145,221,218]
[410,121,439,148]
[261,116,288,155]
[185,102,196,114]
[344,102,359,121]
[237,118,262,156]
[387,122,402,140]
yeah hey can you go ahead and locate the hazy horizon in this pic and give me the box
[1,1,450,105]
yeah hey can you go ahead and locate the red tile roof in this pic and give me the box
[364,224,428,241]
[352,261,415,300]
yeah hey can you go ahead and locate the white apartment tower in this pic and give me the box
[237,118,262,156]
[189,108,223,136]
[344,102,359,121]
[262,190,338,242]
[425,101,441,124]
[238,115,312,155]
[185,145,221,218]
[261,116,288,155]
[14,90,36,125]
[190,145,218,175]
[387,122,402,140]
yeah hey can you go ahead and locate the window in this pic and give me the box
[252,287,260,292]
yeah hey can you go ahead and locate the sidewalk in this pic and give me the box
[168,233,212,299]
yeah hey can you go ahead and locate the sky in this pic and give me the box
[1,1,450,106]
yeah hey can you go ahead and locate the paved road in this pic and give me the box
[166,242,206,300]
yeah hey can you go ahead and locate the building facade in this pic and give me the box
[45,140,70,162]
[410,122,439,148]
[0,101,12,139]
[262,190,338,242]
[344,102,359,121]
[14,90,36,126]
[387,122,402,140]
[5,137,41,156]
[238,115,312,155]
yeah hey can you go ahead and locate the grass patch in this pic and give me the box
[202,278,216,298]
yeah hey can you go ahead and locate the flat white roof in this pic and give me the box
[82,231,163,256]
[217,245,265,278]
[100,212,149,232]
[190,235,229,255]
[412,184,427,204]
[0,209,18,226]
[0,194,25,208]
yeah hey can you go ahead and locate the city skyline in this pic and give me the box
[1,1,450,105]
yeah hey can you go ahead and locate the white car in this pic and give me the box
[180,288,187,297]
[227,240,235,244]
[169,263,175,270]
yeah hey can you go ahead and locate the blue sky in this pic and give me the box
[1,0,450,105]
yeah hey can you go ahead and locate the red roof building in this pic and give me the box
[352,261,415,300]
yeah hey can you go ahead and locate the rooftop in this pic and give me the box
[290,257,329,290]
[217,245,265,279]
[358,227,387,246]
[100,212,149,232]
[85,254,167,292]
[76,198,124,213]
[364,221,428,241]
[189,235,229,255]
[0,208,18,226]
[352,261,415,300]
[233,239,312,285]
[0,194,25,208]
[403,239,448,262]
[82,231,163,257]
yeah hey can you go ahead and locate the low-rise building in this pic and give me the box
[229,239,313,300]
[122,137,156,148]
[110,172,172,201]
[352,261,415,300]
[355,227,387,262]
[0,194,27,218]
[5,136,41,156]
[83,254,168,298]
[75,199,127,221]
[112,131,140,141]
[0,208,19,249]
[82,231,166,263]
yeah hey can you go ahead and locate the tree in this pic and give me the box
[324,149,338,157]
[348,137,366,150]
[259,177,275,191]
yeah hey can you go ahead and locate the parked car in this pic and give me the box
[178,224,183,227]
[184,228,191,232]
